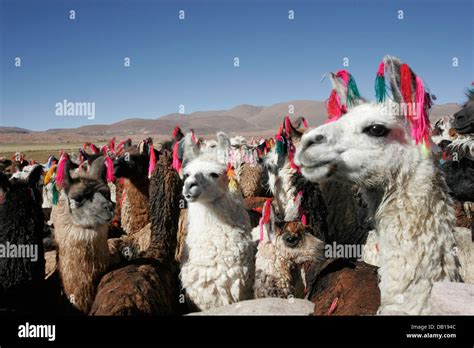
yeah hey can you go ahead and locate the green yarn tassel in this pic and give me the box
[276,139,285,155]
[52,183,59,205]
[346,75,361,106]
[375,75,386,103]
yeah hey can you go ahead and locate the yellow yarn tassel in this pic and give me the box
[227,166,242,197]
[44,164,57,185]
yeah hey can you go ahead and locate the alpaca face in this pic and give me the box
[295,103,411,187]
[182,157,228,203]
[274,222,325,265]
[113,149,148,180]
[66,178,114,227]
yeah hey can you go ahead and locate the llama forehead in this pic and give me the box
[339,103,398,129]
[183,158,226,176]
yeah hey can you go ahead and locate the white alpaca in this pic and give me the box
[179,132,255,311]
[295,56,462,315]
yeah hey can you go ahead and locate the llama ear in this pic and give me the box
[216,132,231,164]
[325,70,363,122]
[183,132,200,164]
[88,156,107,183]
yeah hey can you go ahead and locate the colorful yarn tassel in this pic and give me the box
[52,184,59,205]
[325,90,343,123]
[302,117,309,128]
[400,64,414,118]
[55,153,69,188]
[346,74,361,106]
[375,62,386,103]
[148,144,156,178]
[105,155,115,182]
[172,141,182,172]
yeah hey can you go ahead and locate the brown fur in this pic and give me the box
[237,164,263,198]
[309,259,380,316]
[121,177,150,236]
[54,195,110,313]
[90,152,183,315]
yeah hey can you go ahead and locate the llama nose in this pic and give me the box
[304,134,325,148]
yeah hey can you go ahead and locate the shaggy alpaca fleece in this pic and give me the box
[180,194,255,311]
[54,195,110,314]
[453,227,474,283]
[121,178,149,236]
[376,159,461,314]
[237,163,263,198]
[254,243,304,299]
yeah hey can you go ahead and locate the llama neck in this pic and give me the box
[123,177,150,235]
[54,195,110,313]
[254,243,300,298]
[375,154,461,314]
[188,193,250,231]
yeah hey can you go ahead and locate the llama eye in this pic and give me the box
[210,173,219,178]
[283,234,301,248]
[363,124,390,137]
[183,174,189,180]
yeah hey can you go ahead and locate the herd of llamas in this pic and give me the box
[0,55,473,316]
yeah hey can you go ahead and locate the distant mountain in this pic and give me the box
[0,126,31,134]
[0,100,462,144]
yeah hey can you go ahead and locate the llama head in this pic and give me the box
[113,139,153,180]
[296,56,432,188]
[61,156,114,228]
[182,132,230,203]
[260,203,325,265]
[452,89,474,134]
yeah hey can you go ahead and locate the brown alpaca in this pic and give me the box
[113,140,156,239]
[90,151,183,315]
[53,157,114,313]
[254,203,325,299]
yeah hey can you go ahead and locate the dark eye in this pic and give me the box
[183,174,189,180]
[363,124,390,137]
[210,173,219,178]
[283,234,301,248]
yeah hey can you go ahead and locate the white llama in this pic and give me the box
[179,132,256,311]
[295,56,462,315]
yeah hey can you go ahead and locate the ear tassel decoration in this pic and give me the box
[288,144,300,173]
[284,116,292,137]
[346,74,361,106]
[43,164,57,185]
[55,152,69,188]
[375,62,386,103]
[400,64,414,119]
[172,141,182,172]
[148,144,156,178]
[302,117,309,128]
[105,155,115,182]
[325,90,343,123]
[259,199,273,242]
[414,76,431,152]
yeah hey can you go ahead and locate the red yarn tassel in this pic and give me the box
[400,64,413,118]
[284,116,292,137]
[55,152,69,188]
[326,90,343,122]
[105,155,115,182]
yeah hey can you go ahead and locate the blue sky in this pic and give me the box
[1,0,472,131]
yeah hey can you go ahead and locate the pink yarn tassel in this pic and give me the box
[302,117,309,128]
[90,144,99,154]
[413,76,430,147]
[377,62,385,76]
[55,152,68,188]
[105,155,115,182]
[148,144,156,178]
[172,142,182,172]
[336,70,350,86]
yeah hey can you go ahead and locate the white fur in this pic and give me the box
[180,151,255,311]
[296,102,462,315]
